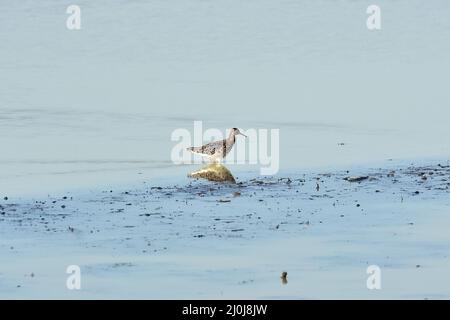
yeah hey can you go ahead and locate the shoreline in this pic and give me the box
[1,159,449,299]
[2,155,449,199]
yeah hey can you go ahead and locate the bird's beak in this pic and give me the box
[240,133,247,138]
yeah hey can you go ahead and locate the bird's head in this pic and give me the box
[231,127,247,138]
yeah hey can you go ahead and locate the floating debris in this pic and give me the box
[344,176,369,182]
[281,271,288,285]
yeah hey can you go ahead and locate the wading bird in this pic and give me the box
[186,128,247,162]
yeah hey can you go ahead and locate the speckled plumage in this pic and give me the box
[187,128,246,162]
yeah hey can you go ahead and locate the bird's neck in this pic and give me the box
[227,132,236,144]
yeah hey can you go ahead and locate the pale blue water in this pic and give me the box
[1,1,450,300]
[1,0,450,195]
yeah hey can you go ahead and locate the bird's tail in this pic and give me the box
[186,146,201,154]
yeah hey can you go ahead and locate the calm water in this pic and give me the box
[1,0,450,195]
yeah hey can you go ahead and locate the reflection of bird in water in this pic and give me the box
[187,128,247,162]
[281,271,288,285]
[188,163,236,183]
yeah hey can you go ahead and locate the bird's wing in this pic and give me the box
[187,140,225,155]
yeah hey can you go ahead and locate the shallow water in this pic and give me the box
[1,0,450,195]
[1,106,449,196]
[1,1,450,300]
[1,161,449,299]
